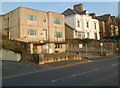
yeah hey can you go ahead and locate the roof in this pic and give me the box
[2,6,63,16]
[96,14,111,22]
[62,8,87,16]
[65,23,76,30]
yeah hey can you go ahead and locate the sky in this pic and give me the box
[1,2,118,17]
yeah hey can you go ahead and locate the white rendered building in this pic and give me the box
[63,4,100,40]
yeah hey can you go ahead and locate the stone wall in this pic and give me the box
[2,39,33,61]
[38,52,81,64]
[67,40,120,54]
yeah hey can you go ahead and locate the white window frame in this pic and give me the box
[77,20,80,27]
[55,44,62,48]
[54,32,62,38]
[28,30,36,35]
[86,21,89,28]
[28,15,36,21]
[54,18,62,25]
[94,22,97,29]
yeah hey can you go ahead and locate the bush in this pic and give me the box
[2,39,21,53]
[80,38,92,45]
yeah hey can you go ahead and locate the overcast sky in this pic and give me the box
[1,2,118,16]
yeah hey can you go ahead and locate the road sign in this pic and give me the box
[79,44,83,48]
[42,45,48,49]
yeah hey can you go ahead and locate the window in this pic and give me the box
[86,21,89,28]
[28,30,36,35]
[43,18,46,22]
[77,20,80,27]
[82,32,85,38]
[28,15,36,21]
[54,18,61,24]
[87,32,89,38]
[43,29,47,40]
[54,32,62,38]
[75,31,77,38]
[94,22,97,29]
[55,44,62,48]
[94,33,97,40]
[78,31,81,38]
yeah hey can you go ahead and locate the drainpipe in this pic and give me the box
[47,12,50,53]
[8,13,10,39]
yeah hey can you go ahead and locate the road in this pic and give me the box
[2,55,119,86]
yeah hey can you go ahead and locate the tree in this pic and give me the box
[81,38,92,58]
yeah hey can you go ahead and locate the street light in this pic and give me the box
[85,43,88,59]
[100,42,103,56]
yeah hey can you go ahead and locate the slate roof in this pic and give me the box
[96,14,111,22]
[65,23,76,30]
[62,8,87,16]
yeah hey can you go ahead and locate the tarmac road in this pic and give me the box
[2,54,119,86]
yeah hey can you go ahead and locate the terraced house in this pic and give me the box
[1,7,66,54]
[63,4,100,40]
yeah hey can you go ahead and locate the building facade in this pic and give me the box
[96,14,119,39]
[1,7,66,54]
[63,4,100,40]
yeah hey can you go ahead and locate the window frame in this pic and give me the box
[86,21,89,28]
[54,18,61,25]
[28,30,36,36]
[77,20,80,27]
[94,22,97,29]
[55,44,62,48]
[54,32,62,38]
[28,15,36,21]
[43,18,46,22]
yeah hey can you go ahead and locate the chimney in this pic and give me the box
[74,4,83,11]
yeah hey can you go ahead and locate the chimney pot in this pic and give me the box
[74,4,83,11]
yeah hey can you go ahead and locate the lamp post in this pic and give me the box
[85,43,88,58]
[81,38,90,59]
[100,42,103,56]
[112,42,114,52]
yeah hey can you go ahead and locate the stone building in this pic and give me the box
[96,14,119,39]
[1,7,66,54]
[63,4,100,40]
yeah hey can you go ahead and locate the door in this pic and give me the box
[49,45,53,54]
[43,29,47,40]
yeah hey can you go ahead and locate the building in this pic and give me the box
[1,7,66,54]
[96,14,119,39]
[62,4,100,40]
[65,23,75,40]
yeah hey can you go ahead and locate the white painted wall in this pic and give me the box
[65,14,100,40]
[65,15,76,29]
[2,49,21,61]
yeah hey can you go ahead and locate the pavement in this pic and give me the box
[2,54,119,86]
